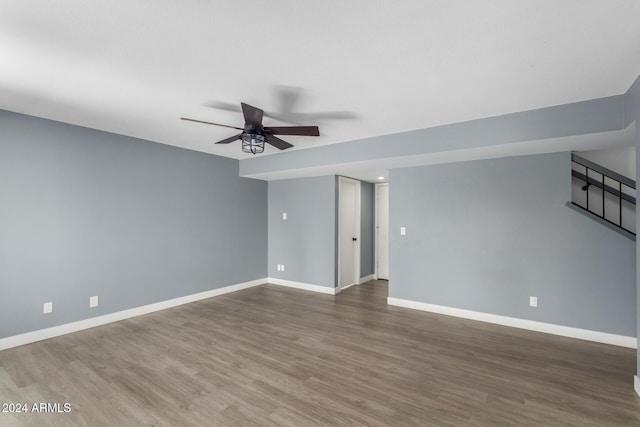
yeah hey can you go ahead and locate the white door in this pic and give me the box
[338,177,360,290]
[376,183,389,280]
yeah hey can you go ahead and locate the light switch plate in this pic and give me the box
[90,296,99,308]
[400,226,406,235]
[43,302,53,314]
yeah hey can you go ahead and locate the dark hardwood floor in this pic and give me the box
[1,280,639,426]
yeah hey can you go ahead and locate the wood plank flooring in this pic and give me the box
[1,280,639,426]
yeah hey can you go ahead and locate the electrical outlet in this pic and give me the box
[90,296,99,308]
[43,302,53,314]
[281,264,285,271]
[282,212,287,220]
[529,296,538,307]
[400,226,406,235]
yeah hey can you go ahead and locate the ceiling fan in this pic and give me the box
[207,85,356,124]
[181,102,320,154]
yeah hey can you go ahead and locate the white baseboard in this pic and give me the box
[635,376,640,398]
[387,297,637,348]
[358,274,375,284]
[0,278,267,352]
[267,278,337,295]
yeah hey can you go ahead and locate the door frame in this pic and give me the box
[374,183,389,280]
[337,176,361,292]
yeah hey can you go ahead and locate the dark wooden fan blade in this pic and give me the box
[266,135,293,150]
[241,103,264,126]
[181,117,243,130]
[214,133,243,144]
[264,126,320,136]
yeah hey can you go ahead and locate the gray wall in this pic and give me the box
[360,182,375,278]
[389,152,636,336]
[268,176,336,287]
[0,109,267,339]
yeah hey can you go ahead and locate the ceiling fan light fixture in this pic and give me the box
[242,132,265,154]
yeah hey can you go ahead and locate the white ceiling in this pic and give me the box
[1,1,639,173]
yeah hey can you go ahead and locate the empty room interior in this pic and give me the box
[2,1,640,425]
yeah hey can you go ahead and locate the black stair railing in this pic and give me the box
[571,153,636,236]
